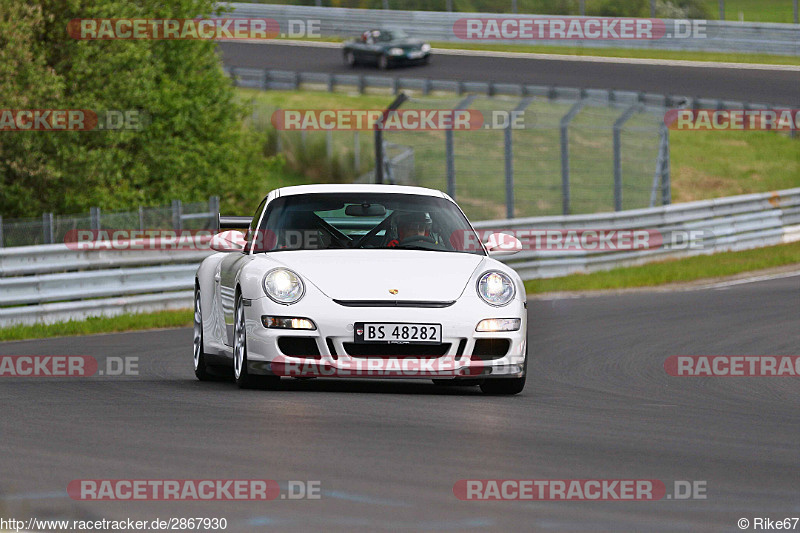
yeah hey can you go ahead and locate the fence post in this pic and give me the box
[446,95,477,199]
[579,0,585,16]
[650,0,656,17]
[613,104,640,212]
[90,206,101,230]
[138,206,145,231]
[43,213,54,244]
[353,131,360,172]
[795,0,798,24]
[511,0,517,14]
[326,130,333,161]
[719,0,725,20]
[504,97,533,219]
[560,100,584,216]
[662,127,671,205]
[172,200,183,231]
[0,215,3,248]
[446,0,453,11]
[209,196,220,219]
[374,93,408,184]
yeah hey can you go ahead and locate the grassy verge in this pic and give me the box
[0,309,192,343]
[525,241,800,293]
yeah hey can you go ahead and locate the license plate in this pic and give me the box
[408,51,424,59]
[355,323,442,344]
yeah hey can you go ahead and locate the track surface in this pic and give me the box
[1,275,798,531]
[218,42,800,106]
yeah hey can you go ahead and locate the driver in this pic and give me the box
[388,212,433,247]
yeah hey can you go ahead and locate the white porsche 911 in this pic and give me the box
[194,184,528,395]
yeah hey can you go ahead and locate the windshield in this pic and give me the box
[376,29,408,42]
[251,193,484,255]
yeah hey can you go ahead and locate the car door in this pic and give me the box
[219,197,267,347]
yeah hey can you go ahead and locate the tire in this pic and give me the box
[193,286,212,381]
[378,54,389,70]
[344,51,356,67]
[233,292,279,390]
[479,347,527,395]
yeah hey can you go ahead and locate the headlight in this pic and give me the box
[388,47,405,56]
[477,271,515,307]
[421,43,431,52]
[263,268,304,305]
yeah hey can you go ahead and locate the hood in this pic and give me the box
[260,250,485,302]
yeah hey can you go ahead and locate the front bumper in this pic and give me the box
[242,293,526,380]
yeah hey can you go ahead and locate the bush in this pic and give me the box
[0,0,295,218]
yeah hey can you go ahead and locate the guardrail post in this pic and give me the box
[560,100,584,216]
[264,69,270,90]
[718,0,725,20]
[392,77,399,95]
[446,95,476,199]
[0,215,4,248]
[795,0,798,24]
[487,81,494,97]
[650,0,656,17]
[327,73,334,92]
[358,75,365,94]
[43,213,54,244]
[423,78,431,96]
[90,207,101,230]
[293,71,300,90]
[326,130,333,160]
[579,0,585,16]
[172,200,183,231]
[613,104,640,212]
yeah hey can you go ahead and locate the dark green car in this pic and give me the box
[343,29,431,70]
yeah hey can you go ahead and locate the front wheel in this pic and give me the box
[480,347,527,395]
[193,287,212,381]
[233,293,279,390]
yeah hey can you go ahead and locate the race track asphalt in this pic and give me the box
[1,274,798,531]
[218,42,800,106]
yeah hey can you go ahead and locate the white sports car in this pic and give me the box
[194,184,528,394]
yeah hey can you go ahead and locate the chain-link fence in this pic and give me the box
[250,89,669,221]
[0,198,219,248]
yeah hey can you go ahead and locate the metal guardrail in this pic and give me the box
[226,3,800,56]
[1,188,798,326]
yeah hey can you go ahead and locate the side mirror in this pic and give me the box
[210,230,246,252]
[484,232,522,256]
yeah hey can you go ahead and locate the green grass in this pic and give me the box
[702,0,798,22]
[525,241,800,293]
[0,309,192,343]
[671,129,800,203]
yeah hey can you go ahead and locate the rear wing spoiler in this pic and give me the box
[218,215,250,230]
